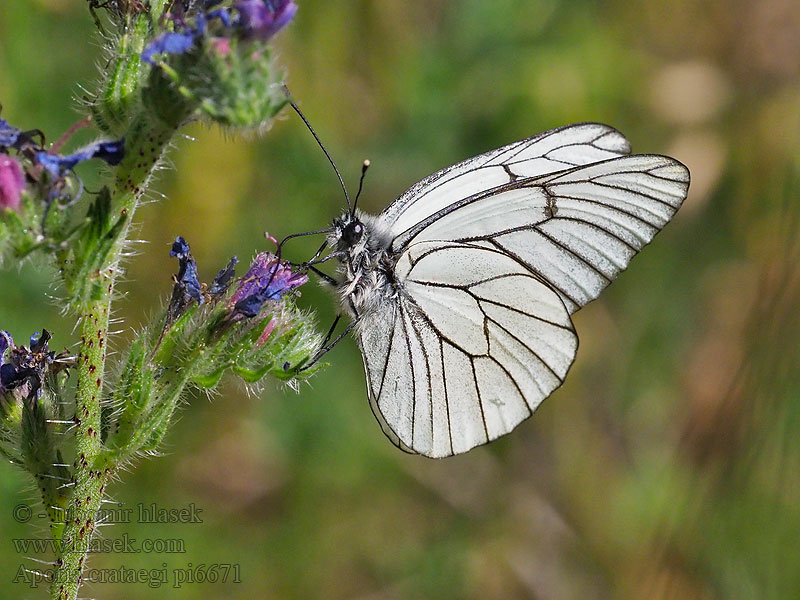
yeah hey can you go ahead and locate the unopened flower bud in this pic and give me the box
[0,154,24,211]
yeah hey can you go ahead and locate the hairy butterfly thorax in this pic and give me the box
[329,211,395,317]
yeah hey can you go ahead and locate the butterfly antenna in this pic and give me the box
[283,84,351,213]
[351,159,370,215]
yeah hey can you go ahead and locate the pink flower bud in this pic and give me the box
[0,154,24,211]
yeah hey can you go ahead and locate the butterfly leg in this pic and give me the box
[267,234,333,294]
[306,264,338,286]
[305,240,329,264]
[294,317,358,372]
[305,251,345,266]
[320,314,341,347]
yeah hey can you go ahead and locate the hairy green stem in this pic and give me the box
[49,297,111,600]
[93,14,148,134]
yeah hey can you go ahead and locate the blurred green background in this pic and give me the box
[2,0,800,598]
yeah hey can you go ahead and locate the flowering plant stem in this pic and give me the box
[52,114,186,600]
[53,3,188,587]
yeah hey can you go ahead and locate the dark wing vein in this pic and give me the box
[474,295,575,333]
[488,354,533,415]
[407,271,526,290]
[375,307,398,404]
[543,193,663,230]
[532,225,613,284]
[470,356,490,442]
[485,238,583,308]
[583,179,680,210]
[400,289,471,356]
[552,215,643,252]
[398,302,416,444]
[391,157,682,251]
[441,338,454,455]
[405,303,435,450]
[487,316,565,384]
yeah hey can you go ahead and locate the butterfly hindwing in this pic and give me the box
[357,242,578,457]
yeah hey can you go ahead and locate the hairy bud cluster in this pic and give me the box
[141,0,297,130]
[103,236,320,462]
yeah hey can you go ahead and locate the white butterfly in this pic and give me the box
[312,122,689,458]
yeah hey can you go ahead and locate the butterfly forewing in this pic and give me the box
[383,122,632,242]
[392,154,689,313]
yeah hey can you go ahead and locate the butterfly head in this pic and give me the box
[332,213,365,251]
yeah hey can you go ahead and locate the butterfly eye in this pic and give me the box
[340,221,364,247]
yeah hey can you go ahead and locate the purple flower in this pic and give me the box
[141,0,295,65]
[36,138,125,177]
[230,252,307,318]
[235,0,297,40]
[0,154,25,211]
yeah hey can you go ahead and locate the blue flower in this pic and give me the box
[141,30,198,64]
[0,329,56,400]
[36,138,125,177]
[170,236,204,304]
[0,119,22,149]
[0,118,44,152]
[229,252,307,318]
[209,256,239,298]
[166,236,240,319]
[234,0,297,40]
[0,331,12,359]
[141,10,231,64]
[160,237,239,345]
[161,236,206,335]
[29,330,52,353]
